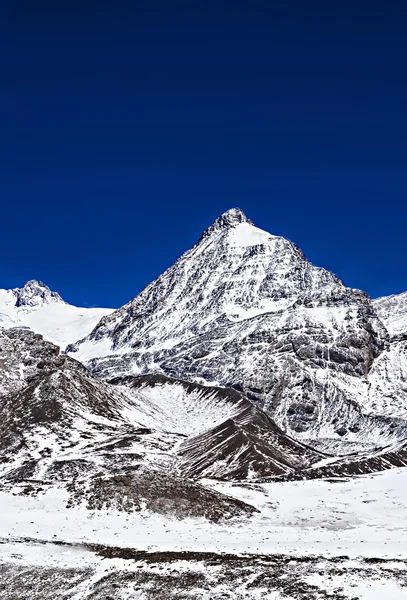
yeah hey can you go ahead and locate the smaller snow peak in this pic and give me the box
[13,280,64,308]
[198,208,253,242]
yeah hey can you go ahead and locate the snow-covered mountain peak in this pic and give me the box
[12,280,64,308]
[198,207,254,241]
[69,209,351,376]
[65,209,407,457]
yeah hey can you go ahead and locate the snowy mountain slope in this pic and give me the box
[0,328,159,484]
[275,436,407,481]
[0,327,263,521]
[361,292,407,420]
[177,402,324,479]
[374,291,407,339]
[113,374,325,479]
[364,341,407,418]
[111,374,407,481]
[0,280,113,349]
[67,208,407,452]
[111,373,249,437]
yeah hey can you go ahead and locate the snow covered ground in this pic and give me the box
[1,468,407,558]
[0,468,406,598]
[0,540,405,600]
[18,303,114,349]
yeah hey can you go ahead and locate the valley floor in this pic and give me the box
[0,468,406,598]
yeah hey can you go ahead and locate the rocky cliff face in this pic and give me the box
[68,209,405,453]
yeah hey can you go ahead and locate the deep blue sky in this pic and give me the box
[1,1,406,307]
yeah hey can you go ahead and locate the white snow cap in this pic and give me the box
[198,207,275,249]
[12,280,64,307]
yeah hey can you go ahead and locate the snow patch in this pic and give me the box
[227,222,273,247]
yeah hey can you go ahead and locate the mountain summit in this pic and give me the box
[198,207,254,241]
[68,207,345,366]
[69,207,344,361]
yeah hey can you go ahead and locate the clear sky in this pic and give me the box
[1,1,406,308]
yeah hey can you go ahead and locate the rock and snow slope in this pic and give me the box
[367,292,407,422]
[0,280,113,349]
[3,211,407,465]
[374,291,407,339]
[68,208,407,453]
[0,327,325,491]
